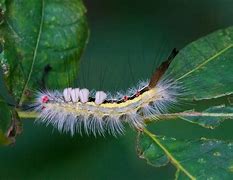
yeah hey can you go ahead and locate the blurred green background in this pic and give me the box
[1,0,233,179]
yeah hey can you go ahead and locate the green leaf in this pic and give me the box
[167,26,233,100]
[0,94,21,145]
[137,128,233,180]
[0,0,89,104]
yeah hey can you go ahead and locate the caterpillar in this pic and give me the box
[34,49,181,136]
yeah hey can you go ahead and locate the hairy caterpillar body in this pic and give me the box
[34,49,181,136]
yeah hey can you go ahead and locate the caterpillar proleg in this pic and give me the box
[34,49,181,136]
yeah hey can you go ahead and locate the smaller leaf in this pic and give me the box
[179,105,233,129]
[138,129,233,180]
[0,95,21,145]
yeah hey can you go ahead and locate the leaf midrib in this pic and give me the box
[19,0,45,105]
[159,112,233,118]
[176,44,233,81]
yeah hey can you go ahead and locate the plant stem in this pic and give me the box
[17,110,38,119]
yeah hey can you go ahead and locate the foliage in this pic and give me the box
[1,1,233,179]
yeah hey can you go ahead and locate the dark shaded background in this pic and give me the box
[1,0,233,179]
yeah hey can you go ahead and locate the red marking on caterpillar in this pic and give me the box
[123,96,128,101]
[33,49,180,136]
[136,91,140,97]
[41,96,49,103]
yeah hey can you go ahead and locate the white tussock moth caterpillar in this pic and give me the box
[33,49,182,136]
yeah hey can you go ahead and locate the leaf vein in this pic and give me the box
[19,0,45,105]
[176,44,233,81]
